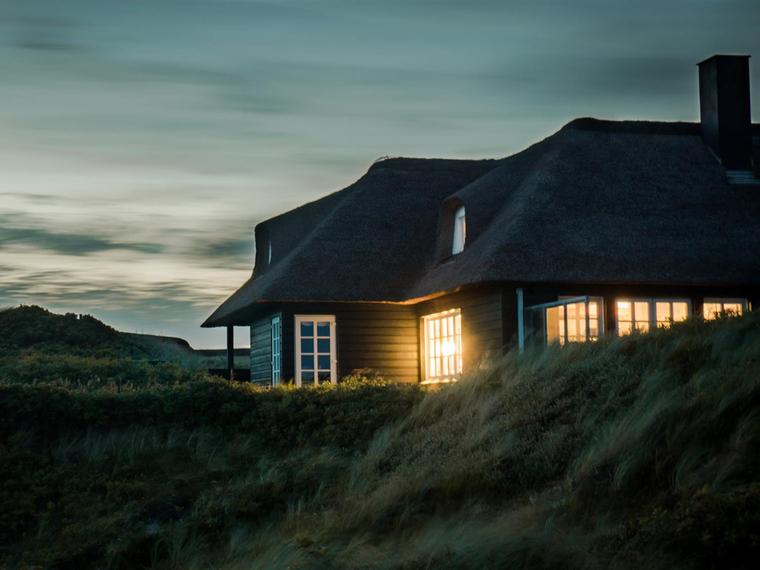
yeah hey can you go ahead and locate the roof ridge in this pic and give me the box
[563,117,701,135]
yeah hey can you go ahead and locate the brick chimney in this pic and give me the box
[698,55,752,170]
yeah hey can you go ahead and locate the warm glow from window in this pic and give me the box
[452,206,466,255]
[617,299,689,335]
[422,309,462,383]
[703,299,747,320]
[546,298,602,345]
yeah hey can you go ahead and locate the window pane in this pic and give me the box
[656,302,671,327]
[301,338,314,354]
[546,306,560,344]
[619,321,633,336]
[636,321,650,333]
[723,303,742,316]
[317,322,330,337]
[634,302,650,323]
[301,355,314,371]
[617,301,631,322]
[672,302,688,322]
[703,303,721,320]
[317,371,331,384]
[589,302,599,339]
[300,322,313,337]
[317,338,331,353]
[318,355,330,371]
[301,371,315,386]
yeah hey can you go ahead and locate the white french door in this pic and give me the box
[294,315,337,386]
[271,316,281,386]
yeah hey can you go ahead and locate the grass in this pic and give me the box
[1,312,760,568]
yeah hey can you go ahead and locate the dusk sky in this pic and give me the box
[1,0,759,348]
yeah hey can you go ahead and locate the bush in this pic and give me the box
[0,351,212,390]
[2,312,760,569]
[0,377,423,451]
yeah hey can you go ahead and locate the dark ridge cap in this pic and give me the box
[368,156,498,172]
[563,117,701,136]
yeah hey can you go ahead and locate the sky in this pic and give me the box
[1,0,759,348]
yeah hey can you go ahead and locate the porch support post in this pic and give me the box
[226,326,234,379]
[516,288,525,354]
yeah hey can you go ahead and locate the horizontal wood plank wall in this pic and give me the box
[281,303,419,384]
[250,312,278,385]
[415,285,504,376]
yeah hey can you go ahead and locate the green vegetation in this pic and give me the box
[1,308,759,568]
[0,306,246,389]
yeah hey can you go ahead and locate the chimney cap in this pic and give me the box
[697,54,751,66]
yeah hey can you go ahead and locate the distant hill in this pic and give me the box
[0,305,196,360]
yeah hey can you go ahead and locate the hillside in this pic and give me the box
[0,305,224,389]
[1,312,759,568]
[0,305,195,359]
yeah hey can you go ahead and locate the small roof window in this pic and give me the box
[452,206,466,255]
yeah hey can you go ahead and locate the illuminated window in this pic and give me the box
[703,298,748,320]
[656,301,689,328]
[452,206,466,255]
[544,297,603,345]
[271,316,281,386]
[617,299,690,335]
[295,315,336,387]
[422,309,462,383]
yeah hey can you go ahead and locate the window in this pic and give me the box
[271,316,281,386]
[452,206,466,255]
[527,296,603,346]
[295,315,337,387]
[617,299,689,335]
[422,309,462,384]
[703,298,748,320]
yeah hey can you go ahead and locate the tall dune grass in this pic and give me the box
[2,313,759,569]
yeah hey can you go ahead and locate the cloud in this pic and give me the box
[190,237,254,265]
[0,217,163,256]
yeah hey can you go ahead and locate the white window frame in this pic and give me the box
[271,315,281,386]
[451,206,466,255]
[703,298,749,319]
[422,308,462,384]
[294,315,337,387]
[616,298,691,335]
[526,296,604,346]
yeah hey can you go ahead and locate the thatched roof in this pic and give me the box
[203,118,760,327]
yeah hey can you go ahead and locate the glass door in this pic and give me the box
[271,316,281,386]
[294,315,337,386]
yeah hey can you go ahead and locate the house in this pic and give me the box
[203,55,760,387]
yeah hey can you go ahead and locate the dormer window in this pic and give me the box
[452,206,466,255]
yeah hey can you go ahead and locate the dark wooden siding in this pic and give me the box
[250,312,279,385]
[280,303,419,384]
[415,285,504,376]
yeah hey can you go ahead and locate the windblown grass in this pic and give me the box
[2,313,759,569]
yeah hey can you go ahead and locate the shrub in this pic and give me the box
[2,312,760,569]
